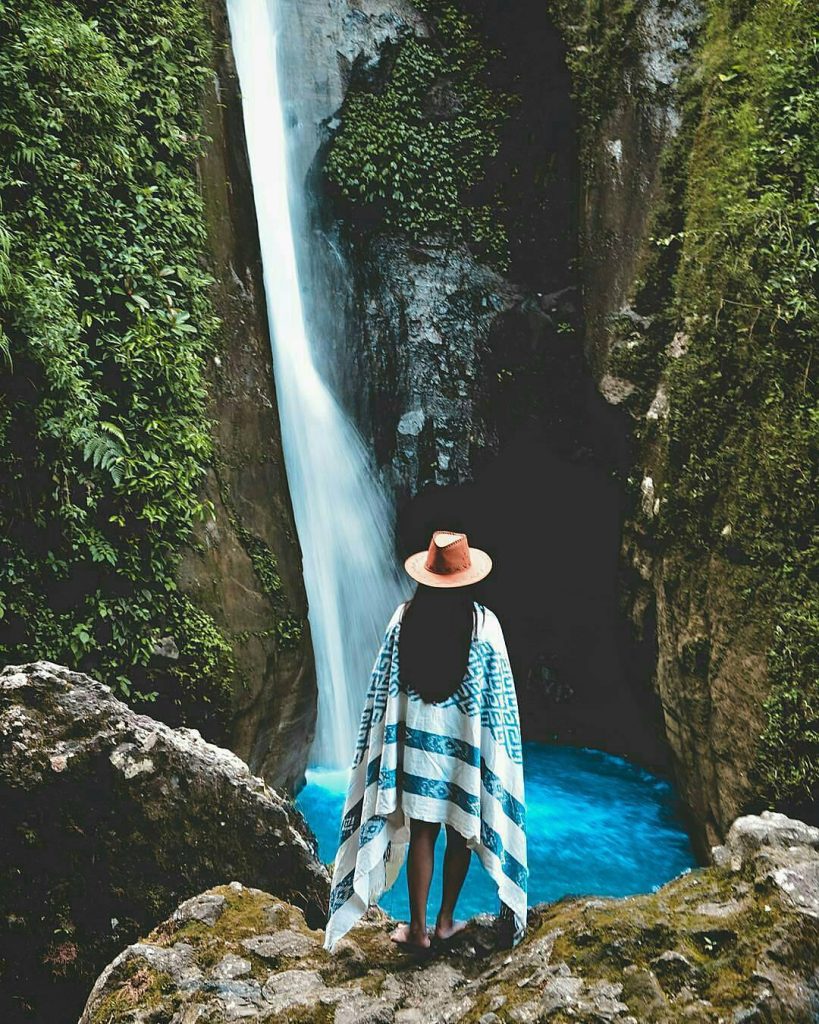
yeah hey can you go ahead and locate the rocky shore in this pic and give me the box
[0,662,328,1022]
[80,813,819,1023]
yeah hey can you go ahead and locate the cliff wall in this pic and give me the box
[257,0,818,848]
[180,0,316,792]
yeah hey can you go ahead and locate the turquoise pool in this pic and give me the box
[296,742,697,922]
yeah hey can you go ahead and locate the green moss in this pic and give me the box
[0,0,231,726]
[457,867,801,1023]
[243,533,284,599]
[654,1,819,808]
[756,605,819,807]
[602,310,670,412]
[92,870,818,1024]
[324,2,517,267]
[577,0,818,811]
[89,963,182,1024]
[161,595,234,728]
[263,1006,336,1024]
[151,886,277,974]
[147,886,330,991]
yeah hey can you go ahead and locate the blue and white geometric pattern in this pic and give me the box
[354,634,521,766]
[324,602,528,953]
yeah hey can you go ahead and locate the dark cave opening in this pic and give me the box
[394,3,670,770]
[396,401,669,771]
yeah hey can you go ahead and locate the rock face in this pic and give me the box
[645,547,772,851]
[579,0,703,377]
[569,0,782,852]
[345,236,522,496]
[0,662,329,1024]
[81,811,819,1023]
[331,3,584,502]
[178,0,316,792]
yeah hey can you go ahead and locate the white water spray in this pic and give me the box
[227,0,408,767]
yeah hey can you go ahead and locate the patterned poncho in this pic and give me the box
[324,600,527,951]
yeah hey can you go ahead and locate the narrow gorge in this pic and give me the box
[197,0,816,853]
[0,0,816,1021]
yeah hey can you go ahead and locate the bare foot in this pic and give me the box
[390,922,431,953]
[434,918,468,942]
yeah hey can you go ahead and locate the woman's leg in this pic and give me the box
[435,825,471,940]
[390,818,440,948]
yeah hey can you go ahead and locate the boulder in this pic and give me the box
[0,661,329,1024]
[81,813,819,1024]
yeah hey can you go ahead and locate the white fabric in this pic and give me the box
[323,601,527,951]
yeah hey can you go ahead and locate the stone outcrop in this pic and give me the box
[345,236,523,496]
[81,811,819,1023]
[0,662,329,1024]
[178,0,316,792]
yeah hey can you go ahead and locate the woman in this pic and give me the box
[323,530,527,953]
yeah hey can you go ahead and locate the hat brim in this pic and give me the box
[403,547,492,588]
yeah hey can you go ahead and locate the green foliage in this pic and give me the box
[159,596,234,733]
[756,606,819,807]
[576,0,818,809]
[0,0,231,726]
[324,2,517,267]
[651,0,819,806]
[602,309,670,410]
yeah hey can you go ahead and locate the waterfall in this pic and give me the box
[226,0,409,768]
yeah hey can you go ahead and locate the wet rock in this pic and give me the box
[173,893,228,927]
[259,968,331,1014]
[711,812,819,922]
[770,859,819,920]
[540,969,584,1014]
[212,953,252,980]
[345,235,521,495]
[0,662,328,1024]
[621,964,667,1015]
[646,382,670,422]
[713,811,819,867]
[651,950,698,993]
[150,636,179,661]
[599,371,637,405]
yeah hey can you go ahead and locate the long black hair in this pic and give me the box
[398,583,478,703]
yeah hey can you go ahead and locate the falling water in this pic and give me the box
[226,0,408,767]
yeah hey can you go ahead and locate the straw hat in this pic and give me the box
[404,530,492,588]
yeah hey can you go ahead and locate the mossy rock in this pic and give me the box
[80,812,819,1023]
